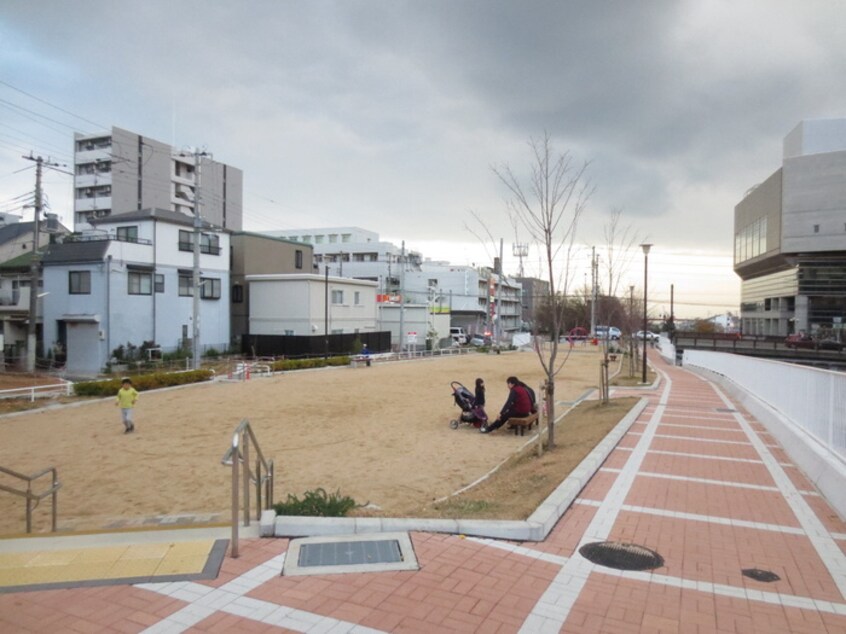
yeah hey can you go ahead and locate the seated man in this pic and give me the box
[480,376,534,434]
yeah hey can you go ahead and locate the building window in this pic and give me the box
[295,250,303,269]
[284,329,294,336]
[69,271,91,294]
[154,274,165,293]
[200,233,220,255]
[232,284,243,303]
[178,230,192,252]
[200,277,221,299]
[128,271,152,295]
[354,291,361,305]
[814,224,820,233]
[331,289,344,304]
[116,226,138,243]
[179,274,193,296]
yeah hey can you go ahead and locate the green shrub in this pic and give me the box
[270,356,350,372]
[73,369,214,396]
[273,488,357,517]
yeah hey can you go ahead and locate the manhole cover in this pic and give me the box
[579,541,664,571]
[742,568,780,582]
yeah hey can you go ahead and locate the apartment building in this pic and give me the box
[73,126,243,232]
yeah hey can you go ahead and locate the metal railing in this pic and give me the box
[0,381,73,402]
[221,419,274,558]
[0,465,61,533]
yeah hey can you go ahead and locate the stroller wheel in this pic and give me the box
[449,420,460,429]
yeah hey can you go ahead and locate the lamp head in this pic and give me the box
[640,243,653,255]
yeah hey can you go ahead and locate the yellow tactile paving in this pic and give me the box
[0,539,216,587]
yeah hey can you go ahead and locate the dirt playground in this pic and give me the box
[0,347,610,534]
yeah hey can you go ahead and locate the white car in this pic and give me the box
[635,330,658,341]
[595,326,621,340]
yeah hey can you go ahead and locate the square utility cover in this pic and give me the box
[282,532,418,576]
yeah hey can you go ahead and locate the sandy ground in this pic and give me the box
[0,346,606,534]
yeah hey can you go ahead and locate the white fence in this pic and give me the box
[683,350,846,460]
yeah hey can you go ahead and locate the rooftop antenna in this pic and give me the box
[512,243,528,277]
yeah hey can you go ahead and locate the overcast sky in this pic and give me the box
[1,1,844,318]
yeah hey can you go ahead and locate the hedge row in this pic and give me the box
[73,370,214,397]
[269,356,350,372]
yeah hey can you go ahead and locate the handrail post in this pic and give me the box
[242,433,251,526]
[51,468,58,533]
[231,440,240,558]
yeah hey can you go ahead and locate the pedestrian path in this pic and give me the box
[2,353,846,632]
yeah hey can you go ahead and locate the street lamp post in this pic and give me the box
[640,244,653,383]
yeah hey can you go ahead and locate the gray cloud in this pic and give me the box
[1,0,844,283]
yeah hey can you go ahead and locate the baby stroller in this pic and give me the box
[449,381,488,429]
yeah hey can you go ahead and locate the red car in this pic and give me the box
[785,333,844,351]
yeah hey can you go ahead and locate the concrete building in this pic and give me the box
[734,118,846,337]
[514,276,550,331]
[73,126,243,232]
[0,212,70,365]
[246,274,377,337]
[40,208,230,376]
[230,232,314,343]
[264,227,523,342]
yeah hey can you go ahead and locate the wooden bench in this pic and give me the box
[506,412,539,436]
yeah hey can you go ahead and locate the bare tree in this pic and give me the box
[493,132,594,448]
[601,207,642,304]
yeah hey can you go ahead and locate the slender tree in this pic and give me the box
[493,132,594,448]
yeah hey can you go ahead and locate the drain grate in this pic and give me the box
[282,532,419,577]
[742,568,780,582]
[579,541,664,571]
[299,539,402,567]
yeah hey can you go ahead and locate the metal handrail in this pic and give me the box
[0,465,61,533]
[221,419,274,558]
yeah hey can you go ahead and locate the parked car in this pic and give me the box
[635,330,658,341]
[595,325,621,340]
[449,327,467,345]
[469,334,492,347]
[785,333,844,351]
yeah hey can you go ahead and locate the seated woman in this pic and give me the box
[480,376,534,434]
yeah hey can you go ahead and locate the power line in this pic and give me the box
[0,79,106,130]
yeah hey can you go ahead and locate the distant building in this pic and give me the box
[265,226,523,341]
[73,126,243,232]
[734,118,846,337]
[246,274,377,337]
[514,276,550,331]
[230,232,314,343]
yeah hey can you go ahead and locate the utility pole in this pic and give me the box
[496,238,503,342]
[192,150,206,370]
[22,154,59,373]
[590,246,597,336]
[399,242,405,353]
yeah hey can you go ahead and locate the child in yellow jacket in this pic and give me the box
[116,377,139,434]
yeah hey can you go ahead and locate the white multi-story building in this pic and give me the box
[263,227,523,341]
[73,126,243,232]
[40,208,230,375]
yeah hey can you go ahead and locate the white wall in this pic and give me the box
[248,274,378,336]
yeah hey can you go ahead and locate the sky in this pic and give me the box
[1,1,844,319]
